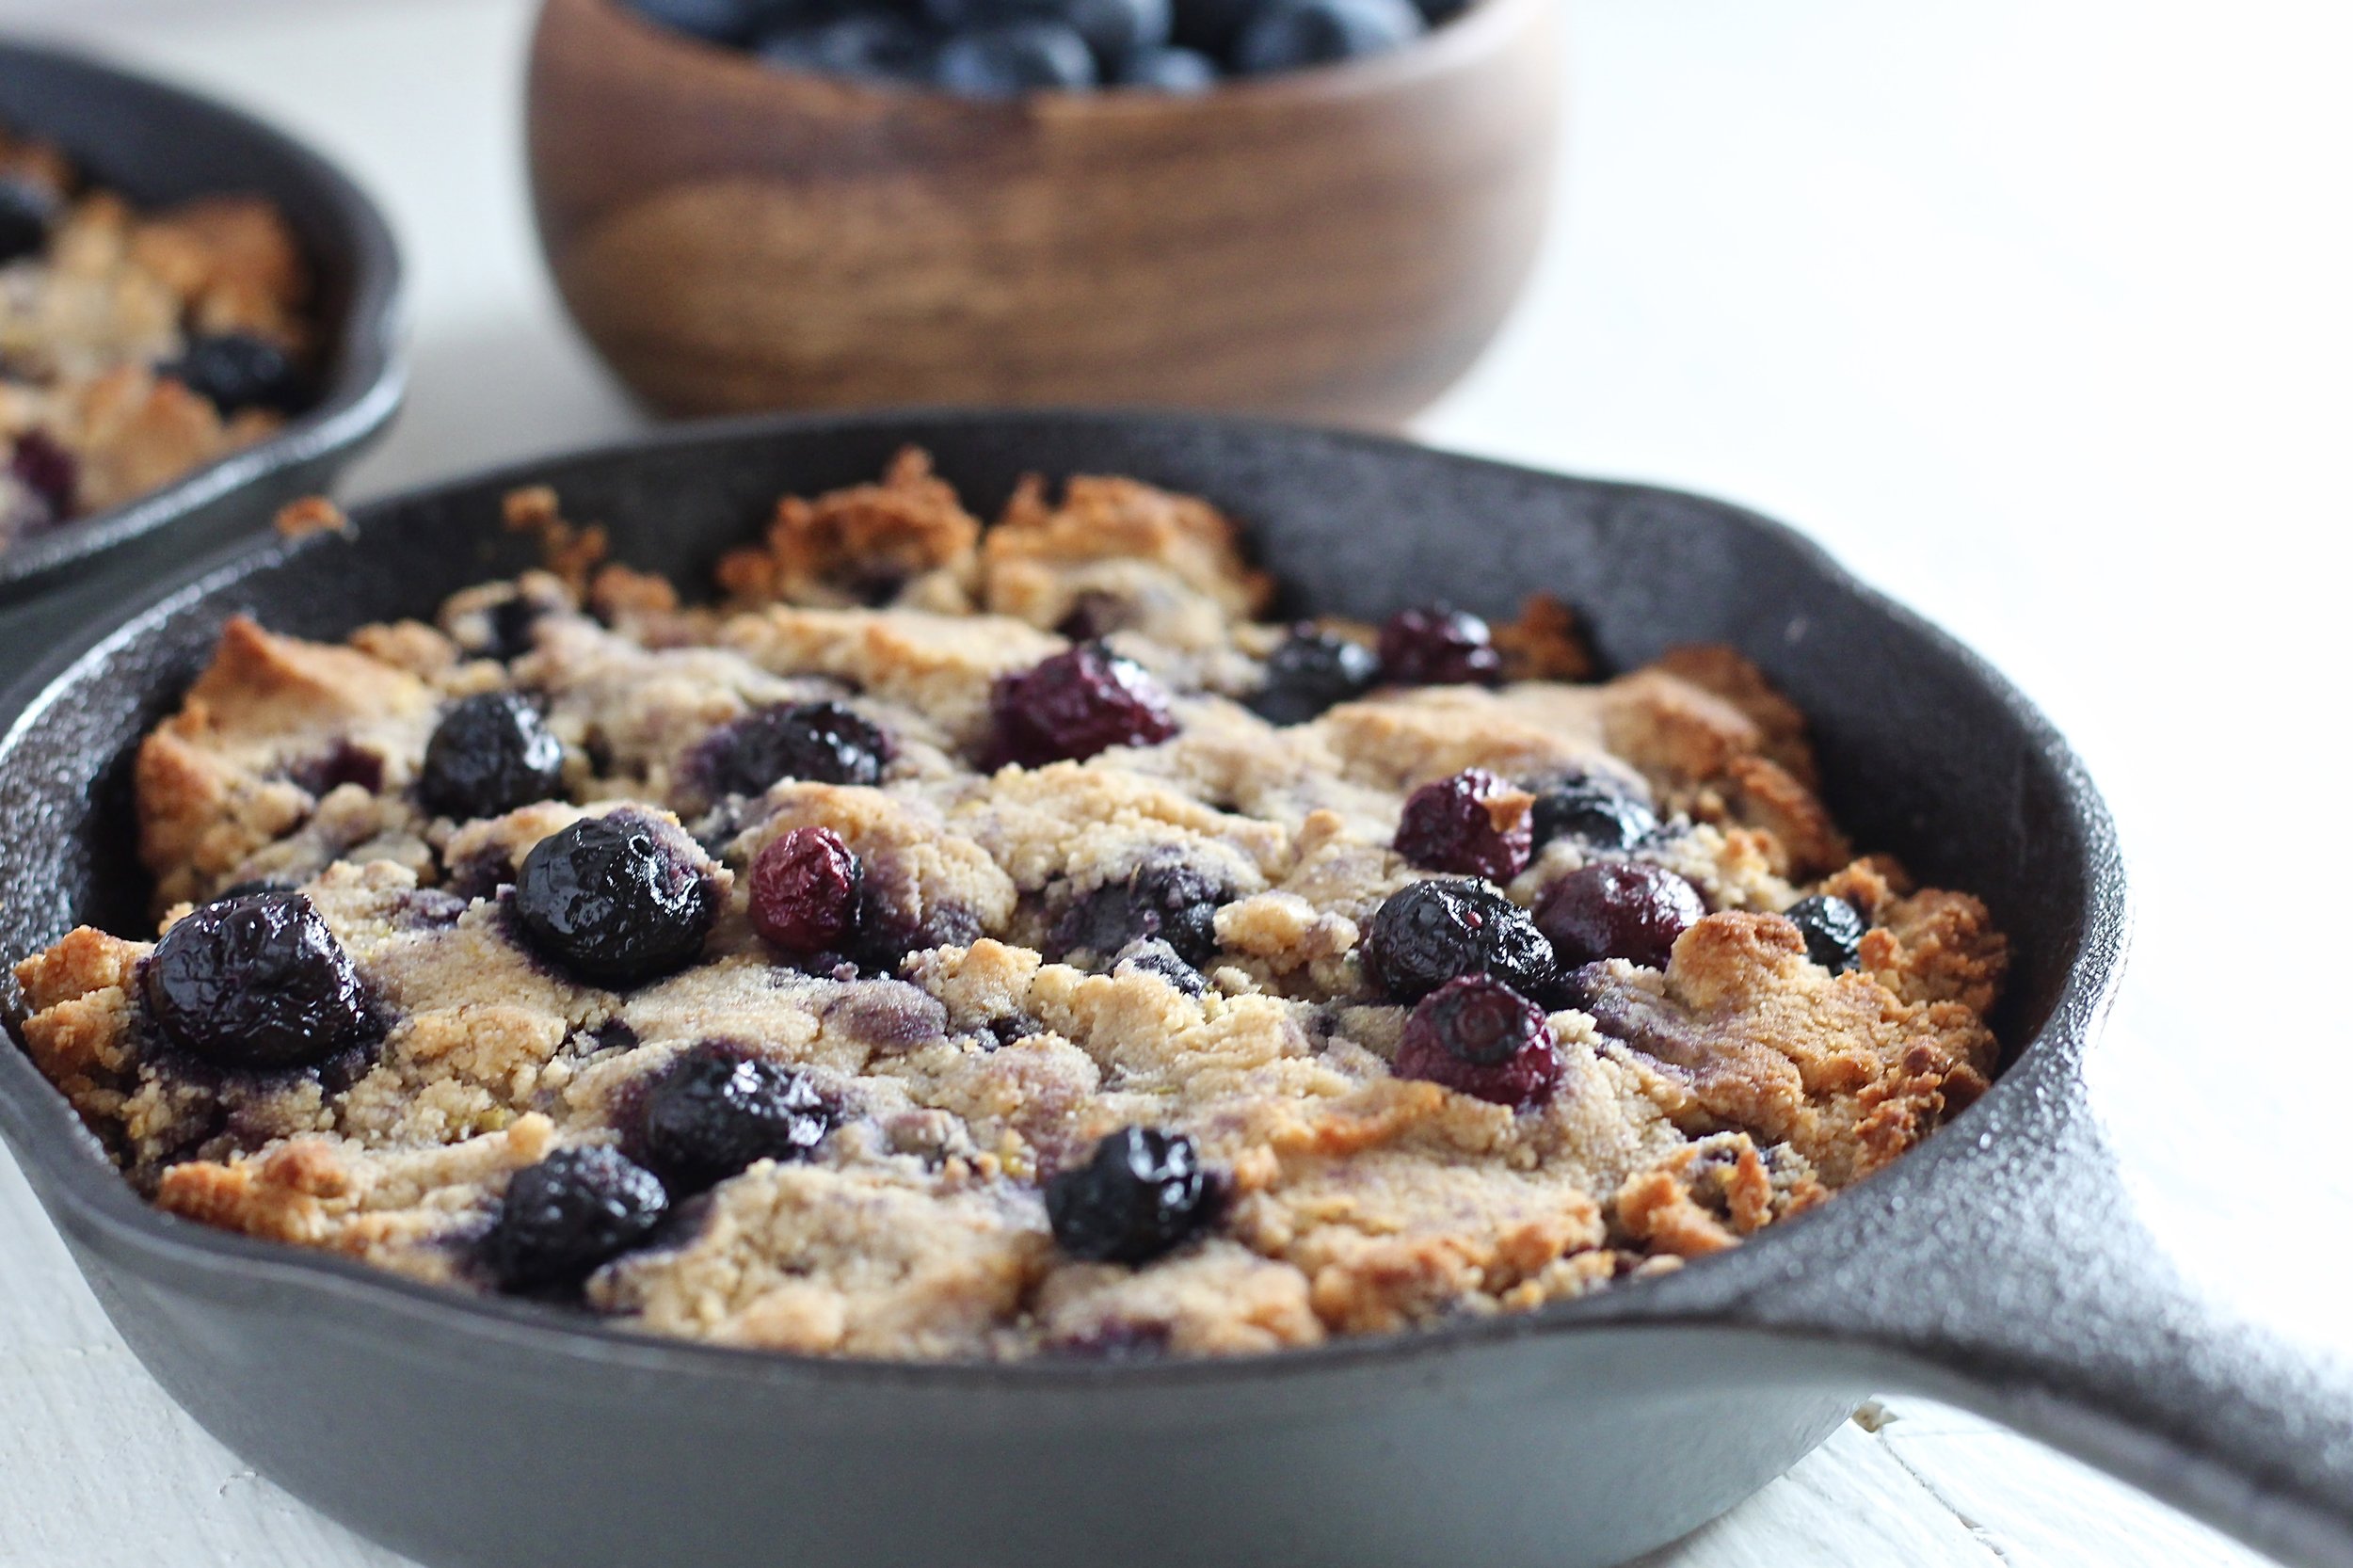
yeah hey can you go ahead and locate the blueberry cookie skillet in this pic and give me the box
[13,445,2008,1360]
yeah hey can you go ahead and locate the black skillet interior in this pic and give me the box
[0,411,2345,1568]
[0,40,405,609]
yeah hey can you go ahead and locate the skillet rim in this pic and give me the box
[0,405,2128,1391]
[0,36,408,593]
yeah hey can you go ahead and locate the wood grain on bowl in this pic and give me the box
[526,0,1560,424]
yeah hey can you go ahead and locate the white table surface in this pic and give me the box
[0,0,2346,1563]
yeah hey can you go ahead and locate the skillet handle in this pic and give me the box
[1766,1067,2353,1568]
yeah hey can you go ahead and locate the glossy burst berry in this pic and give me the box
[634,1044,835,1192]
[1392,974,1560,1107]
[512,812,719,986]
[1533,861,1704,970]
[1049,856,1226,968]
[989,642,1177,766]
[1393,768,1533,882]
[419,692,566,822]
[935,20,1100,92]
[695,699,888,802]
[483,1146,669,1292]
[1361,877,1556,1003]
[1045,1127,1216,1263]
[164,332,304,414]
[1248,627,1379,725]
[1377,603,1501,687]
[1784,894,1865,975]
[1232,0,1423,74]
[749,826,864,955]
[144,891,377,1070]
[1529,776,1657,852]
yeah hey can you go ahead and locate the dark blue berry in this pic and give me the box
[1377,603,1501,686]
[511,811,719,986]
[758,12,936,77]
[1232,0,1422,73]
[633,1044,834,1192]
[1393,973,1559,1107]
[483,1146,669,1292]
[1049,856,1226,968]
[988,642,1176,765]
[1529,776,1657,852]
[420,692,566,822]
[1116,43,1218,88]
[935,20,1099,93]
[1248,628,1377,724]
[1394,768,1532,882]
[1533,861,1703,970]
[1168,0,1257,54]
[163,332,305,415]
[1412,0,1465,21]
[692,699,888,802]
[624,0,765,43]
[1362,877,1556,1003]
[144,892,377,1070]
[1046,1127,1215,1262]
[1785,894,1865,975]
[1064,0,1174,63]
[0,178,57,265]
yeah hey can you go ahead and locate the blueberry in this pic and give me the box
[9,429,77,520]
[1361,877,1555,1003]
[1231,0,1422,73]
[0,177,57,265]
[1248,627,1377,724]
[1168,0,1257,54]
[1529,776,1656,852]
[1112,937,1208,996]
[633,1044,834,1192]
[162,332,305,415]
[213,878,299,902]
[1392,974,1559,1107]
[1393,768,1533,882]
[1116,42,1219,87]
[988,642,1176,765]
[483,1146,669,1292]
[1377,603,1501,686]
[143,891,377,1070]
[624,0,765,43]
[1045,1127,1215,1262]
[757,12,936,77]
[1412,0,1465,21]
[1064,0,1174,64]
[1784,894,1865,975]
[692,699,888,801]
[1533,861,1704,970]
[748,825,864,955]
[935,20,1099,93]
[511,812,719,986]
[419,692,566,822]
[1049,856,1227,968]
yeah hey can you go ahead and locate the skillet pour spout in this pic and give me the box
[1,409,2346,1568]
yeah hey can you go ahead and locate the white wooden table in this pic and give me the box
[2,0,2346,1563]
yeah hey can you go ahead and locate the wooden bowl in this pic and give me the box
[526,0,1561,425]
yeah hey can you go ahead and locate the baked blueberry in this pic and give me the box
[758,12,935,77]
[1529,776,1657,852]
[1361,877,1556,1003]
[624,0,765,42]
[1232,0,1422,73]
[693,699,889,801]
[1392,973,1560,1107]
[1533,861,1704,970]
[1045,1127,1215,1262]
[143,891,377,1070]
[1049,856,1226,968]
[1376,603,1501,687]
[1784,894,1865,975]
[162,332,304,414]
[1112,937,1209,996]
[988,642,1177,765]
[935,20,1100,92]
[1393,768,1533,882]
[511,811,719,986]
[749,825,864,955]
[419,691,566,821]
[634,1044,834,1192]
[1115,42,1217,88]
[0,177,58,265]
[9,429,77,520]
[1248,627,1378,725]
[483,1146,669,1292]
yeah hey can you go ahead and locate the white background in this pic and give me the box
[0,1,2347,1563]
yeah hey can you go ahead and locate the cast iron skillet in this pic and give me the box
[0,40,405,632]
[0,411,2345,1568]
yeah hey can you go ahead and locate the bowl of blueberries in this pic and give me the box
[527,0,1559,424]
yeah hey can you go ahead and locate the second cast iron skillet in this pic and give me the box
[0,411,2345,1568]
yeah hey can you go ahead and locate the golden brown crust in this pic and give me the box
[716,446,983,610]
